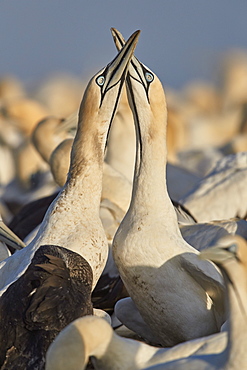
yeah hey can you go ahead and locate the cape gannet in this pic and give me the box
[142,235,247,369]
[0,30,140,296]
[112,28,225,346]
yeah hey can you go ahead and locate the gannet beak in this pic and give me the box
[110,28,153,100]
[111,28,127,53]
[55,29,140,136]
[99,29,141,101]
[110,27,155,153]
[100,29,140,148]
[199,239,238,265]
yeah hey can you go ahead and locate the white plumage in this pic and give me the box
[112,28,225,346]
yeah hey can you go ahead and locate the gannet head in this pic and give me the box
[199,235,247,266]
[200,235,247,320]
[110,28,167,139]
[77,30,141,146]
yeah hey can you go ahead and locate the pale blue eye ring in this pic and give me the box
[145,72,154,82]
[96,75,105,86]
[227,243,238,254]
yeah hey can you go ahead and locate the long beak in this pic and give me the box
[0,220,25,250]
[55,30,140,136]
[103,29,140,149]
[111,28,130,54]
[100,29,140,99]
[110,28,148,156]
[199,245,235,265]
[110,28,140,78]
[110,28,152,101]
[110,28,142,75]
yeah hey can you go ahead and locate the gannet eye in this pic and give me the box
[145,72,154,83]
[96,75,105,86]
[226,243,238,254]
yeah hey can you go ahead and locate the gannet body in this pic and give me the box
[112,29,225,346]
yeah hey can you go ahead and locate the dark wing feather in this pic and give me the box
[0,244,93,370]
[24,246,93,330]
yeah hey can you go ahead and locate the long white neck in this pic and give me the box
[64,108,107,212]
[129,95,175,221]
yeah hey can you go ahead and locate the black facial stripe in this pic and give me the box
[99,40,132,107]
[132,60,146,86]
[126,73,143,162]
[131,61,151,104]
[114,31,124,48]
[99,88,104,108]
[104,74,126,151]
[99,78,122,108]
[105,78,121,93]
[141,64,153,102]
[112,30,152,102]
[105,39,134,91]
[129,74,143,84]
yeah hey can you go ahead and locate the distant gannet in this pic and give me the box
[180,152,247,222]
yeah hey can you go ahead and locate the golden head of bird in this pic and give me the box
[75,30,140,149]
[110,28,167,141]
[200,235,247,295]
[127,60,167,139]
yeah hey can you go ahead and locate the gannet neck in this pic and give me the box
[70,102,105,175]
[127,76,173,216]
[66,112,105,211]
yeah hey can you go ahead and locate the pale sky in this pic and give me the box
[1,1,247,88]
